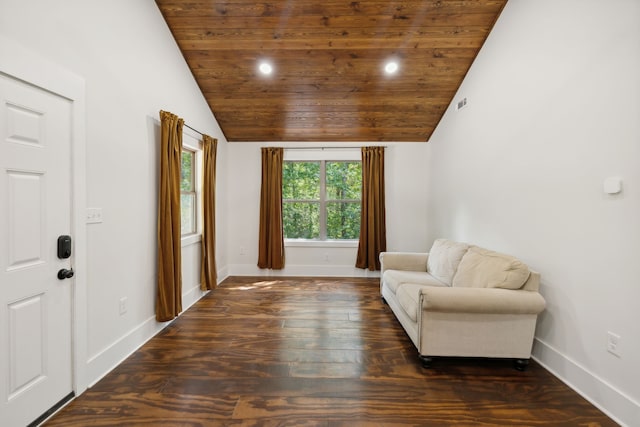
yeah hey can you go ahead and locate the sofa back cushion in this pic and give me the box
[426,239,470,285]
[452,246,530,290]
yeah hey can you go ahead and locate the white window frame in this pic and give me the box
[181,129,203,246]
[283,148,361,248]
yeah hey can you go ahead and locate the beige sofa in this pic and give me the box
[380,239,546,370]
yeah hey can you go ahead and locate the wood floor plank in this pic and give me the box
[44,277,617,426]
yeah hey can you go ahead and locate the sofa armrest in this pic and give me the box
[379,252,429,274]
[420,287,546,315]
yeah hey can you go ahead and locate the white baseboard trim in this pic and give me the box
[216,265,229,283]
[532,338,638,427]
[86,314,165,388]
[227,263,380,278]
[85,284,211,388]
[182,284,208,308]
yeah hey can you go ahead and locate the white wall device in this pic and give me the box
[603,176,622,195]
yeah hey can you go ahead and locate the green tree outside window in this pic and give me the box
[180,149,196,235]
[283,160,361,240]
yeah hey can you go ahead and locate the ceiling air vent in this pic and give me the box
[456,97,468,111]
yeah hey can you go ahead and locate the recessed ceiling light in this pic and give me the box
[258,62,273,75]
[384,61,399,75]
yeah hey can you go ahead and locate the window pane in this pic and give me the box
[283,202,319,239]
[181,150,194,191]
[326,202,361,239]
[283,161,320,199]
[326,161,361,200]
[181,193,196,234]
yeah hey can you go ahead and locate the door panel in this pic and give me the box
[7,170,45,270]
[5,102,45,147]
[8,294,45,398]
[0,73,73,426]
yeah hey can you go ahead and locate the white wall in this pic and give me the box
[426,0,640,425]
[227,142,429,277]
[0,0,228,390]
[6,0,633,423]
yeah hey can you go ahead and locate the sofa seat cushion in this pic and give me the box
[426,239,470,285]
[383,270,447,294]
[452,246,530,290]
[396,283,428,322]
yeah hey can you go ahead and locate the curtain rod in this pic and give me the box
[184,123,204,136]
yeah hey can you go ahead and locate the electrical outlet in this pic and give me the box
[119,297,128,315]
[239,246,245,255]
[606,331,621,357]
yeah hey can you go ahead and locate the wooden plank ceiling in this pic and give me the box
[155,1,507,142]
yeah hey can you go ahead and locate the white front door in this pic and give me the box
[0,72,74,426]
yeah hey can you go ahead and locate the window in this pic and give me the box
[180,148,196,235]
[283,160,361,241]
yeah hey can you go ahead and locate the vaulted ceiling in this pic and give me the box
[155,1,507,142]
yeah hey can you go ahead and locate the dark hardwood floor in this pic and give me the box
[45,277,617,426]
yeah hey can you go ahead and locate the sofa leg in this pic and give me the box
[514,358,529,371]
[381,296,388,305]
[419,355,433,368]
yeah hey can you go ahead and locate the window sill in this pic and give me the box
[181,233,202,247]
[285,239,359,248]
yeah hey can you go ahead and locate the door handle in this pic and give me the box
[57,268,74,280]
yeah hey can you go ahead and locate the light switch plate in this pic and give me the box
[86,207,103,224]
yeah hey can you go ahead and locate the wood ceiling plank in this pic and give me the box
[214,111,444,125]
[204,95,454,105]
[220,126,433,142]
[186,47,480,60]
[190,69,469,79]
[196,78,464,94]
[157,1,506,18]
[171,27,493,49]
[178,34,490,51]
[206,102,451,114]
[164,14,500,31]
[185,50,480,75]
